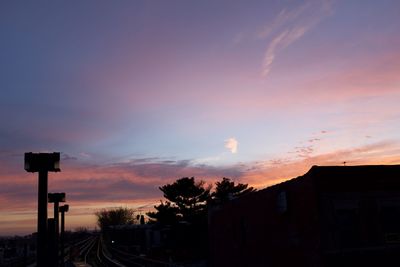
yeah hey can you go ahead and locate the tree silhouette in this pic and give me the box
[147,177,211,225]
[95,207,135,230]
[212,177,255,204]
[148,177,254,225]
[147,201,180,225]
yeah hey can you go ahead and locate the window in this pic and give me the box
[276,191,288,214]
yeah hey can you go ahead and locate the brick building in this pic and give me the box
[209,165,400,267]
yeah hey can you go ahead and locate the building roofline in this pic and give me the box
[258,164,400,193]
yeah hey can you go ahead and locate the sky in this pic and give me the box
[0,0,400,235]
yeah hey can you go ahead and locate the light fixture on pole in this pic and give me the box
[59,204,69,267]
[48,193,66,267]
[24,152,60,267]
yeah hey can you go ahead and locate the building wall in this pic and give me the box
[314,166,400,266]
[209,174,321,267]
[209,165,400,267]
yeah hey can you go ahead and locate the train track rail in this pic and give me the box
[104,243,184,267]
[26,234,185,267]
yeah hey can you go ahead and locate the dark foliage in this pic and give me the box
[212,177,256,204]
[147,177,211,225]
[95,207,135,230]
[147,201,180,225]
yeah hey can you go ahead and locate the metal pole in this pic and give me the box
[48,218,56,267]
[54,201,60,266]
[60,210,65,267]
[37,170,48,267]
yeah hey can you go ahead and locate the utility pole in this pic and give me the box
[24,152,60,267]
[59,204,69,267]
[48,193,66,267]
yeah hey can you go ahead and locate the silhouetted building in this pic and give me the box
[105,222,207,264]
[106,224,162,254]
[209,165,400,267]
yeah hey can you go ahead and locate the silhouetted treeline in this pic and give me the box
[147,177,255,225]
[97,177,255,265]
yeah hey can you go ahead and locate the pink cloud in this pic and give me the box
[1,139,400,235]
[0,154,245,234]
[242,140,400,188]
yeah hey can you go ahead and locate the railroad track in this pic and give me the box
[67,235,101,266]
[104,243,184,267]
[25,234,183,267]
[74,235,126,267]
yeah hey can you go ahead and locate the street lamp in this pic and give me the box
[59,204,69,267]
[48,193,66,267]
[24,152,60,267]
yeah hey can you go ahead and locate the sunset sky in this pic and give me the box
[1,0,400,235]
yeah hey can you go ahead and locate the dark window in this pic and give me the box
[380,205,400,243]
[332,200,360,248]
[276,191,288,214]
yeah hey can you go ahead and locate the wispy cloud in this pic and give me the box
[259,0,333,77]
[245,140,400,188]
[262,27,307,76]
[225,138,238,153]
